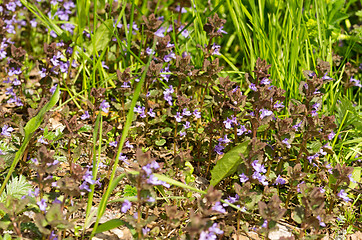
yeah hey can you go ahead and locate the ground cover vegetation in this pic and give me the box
[0,0,361,239]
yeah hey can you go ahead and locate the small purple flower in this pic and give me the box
[180,131,186,136]
[163,85,174,106]
[182,108,192,116]
[100,100,110,113]
[293,121,302,131]
[37,199,47,212]
[81,111,90,120]
[121,199,132,213]
[146,47,155,55]
[154,27,166,37]
[252,160,266,173]
[218,135,231,144]
[316,215,326,227]
[239,173,248,183]
[322,73,333,80]
[297,181,305,193]
[223,117,233,129]
[183,121,191,129]
[328,131,335,140]
[1,125,14,137]
[282,138,291,148]
[259,109,273,119]
[38,136,48,145]
[275,175,286,185]
[261,220,268,228]
[260,78,270,85]
[174,112,183,122]
[147,108,156,118]
[142,227,150,236]
[223,194,239,206]
[212,201,226,214]
[164,52,176,62]
[178,26,189,38]
[211,43,221,55]
[50,84,58,94]
[252,172,268,186]
[147,174,170,188]
[348,174,357,184]
[119,154,129,165]
[350,77,362,87]
[249,83,257,91]
[214,144,225,155]
[109,141,118,147]
[193,109,201,118]
[237,125,248,136]
[49,231,58,240]
[273,101,285,109]
[125,141,133,149]
[217,26,227,34]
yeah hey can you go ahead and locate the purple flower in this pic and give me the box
[261,220,268,228]
[174,112,183,122]
[163,85,174,106]
[252,172,268,185]
[293,121,302,131]
[223,194,239,206]
[81,111,90,120]
[175,5,187,13]
[154,27,166,37]
[322,73,333,80]
[109,141,118,147]
[193,109,201,118]
[6,2,16,11]
[214,144,225,155]
[239,173,248,183]
[223,117,233,129]
[121,199,132,213]
[259,109,273,119]
[1,125,14,137]
[282,138,291,148]
[275,175,286,185]
[183,121,191,129]
[37,199,47,212]
[147,174,170,188]
[38,136,48,145]
[148,108,156,118]
[164,52,176,62]
[100,100,110,113]
[249,83,257,91]
[178,26,189,38]
[182,108,192,116]
[49,231,58,240]
[217,26,227,34]
[328,131,335,140]
[218,135,231,144]
[337,189,351,202]
[211,43,221,55]
[142,227,150,236]
[50,84,58,94]
[316,215,326,227]
[146,47,155,55]
[252,160,266,173]
[273,101,284,109]
[180,131,186,136]
[350,77,362,87]
[212,201,226,214]
[297,181,305,193]
[125,141,133,149]
[237,125,248,136]
[260,78,270,85]
[119,154,129,165]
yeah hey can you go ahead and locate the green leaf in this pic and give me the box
[349,167,361,189]
[210,139,250,186]
[155,139,166,146]
[87,19,113,53]
[94,219,126,234]
[292,206,305,224]
[123,185,137,197]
